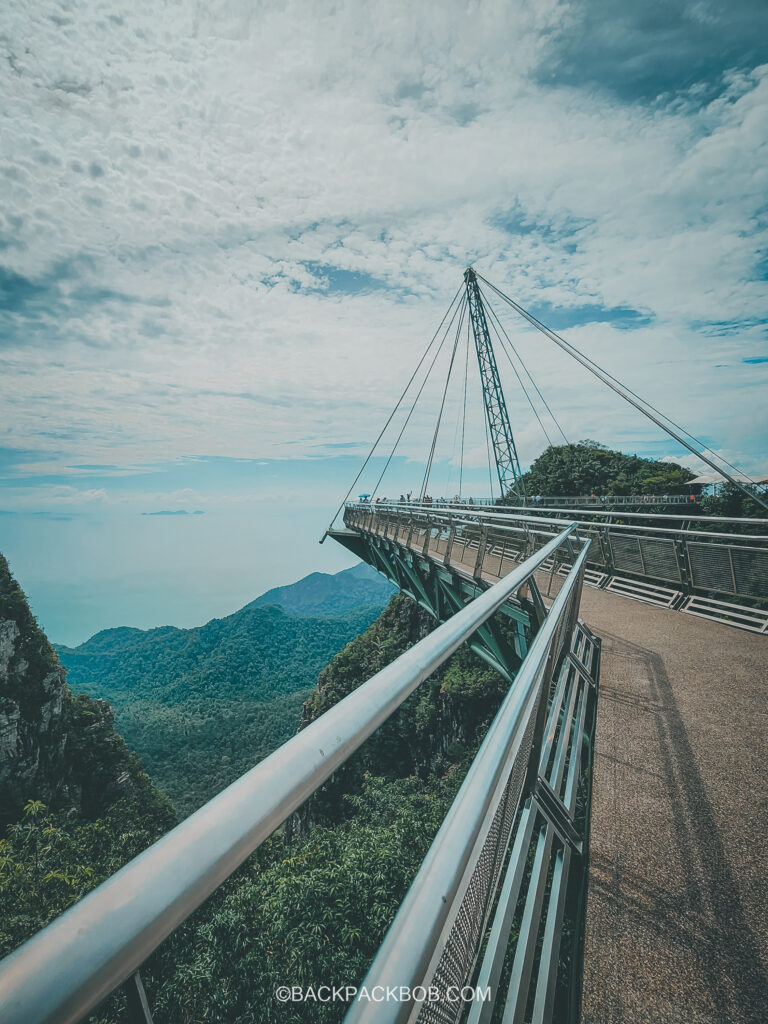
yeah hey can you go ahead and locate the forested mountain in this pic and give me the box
[3,556,512,1023]
[139,594,514,1023]
[56,564,393,817]
[517,440,695,496]
[251,561,395,617]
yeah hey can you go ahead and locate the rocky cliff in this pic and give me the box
[0,553,172,829]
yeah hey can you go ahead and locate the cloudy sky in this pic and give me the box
[1,0,767,643]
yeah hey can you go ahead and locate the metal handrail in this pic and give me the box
[519,494,694,506]
[345,543,591,1024]
[348,499,768,528]
[500,503,768,528]
[347,502,768,544]
[0,527,578,1024]
[345,502,768,603]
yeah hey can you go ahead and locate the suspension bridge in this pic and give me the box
[1,269,766,1024]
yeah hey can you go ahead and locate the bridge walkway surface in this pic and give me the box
[569,585,767,1024]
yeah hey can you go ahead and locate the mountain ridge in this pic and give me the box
[55,560,397,816]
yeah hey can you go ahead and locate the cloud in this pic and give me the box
[0,0,766,485]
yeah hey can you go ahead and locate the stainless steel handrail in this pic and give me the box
[344,543,591,1024]
[347,502,768,543]
[0,526,578,1024]
[500,503,768,527]
[359,499,768,527]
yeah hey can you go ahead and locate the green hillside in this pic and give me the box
[4,560,510,1024]
[56,566,393,817]
[141,593,510,1023]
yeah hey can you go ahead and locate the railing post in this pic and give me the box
[675,537,690,592]
[474,526,488,579]
[445,520,457,567]
[423,516,432,556]
[124,971,154,1024]
[600,525,615,573]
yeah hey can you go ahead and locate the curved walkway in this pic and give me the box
[578,587,767,1024]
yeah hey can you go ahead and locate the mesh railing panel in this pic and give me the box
[687,542,768,598]
[730,546,768,597]
[414,574,582,1024]
[686,542,736,594]
[637,537,682,583]
[415,687,541,1024]
[608,535,645,574]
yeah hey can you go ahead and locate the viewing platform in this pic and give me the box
[338,500,768,1022]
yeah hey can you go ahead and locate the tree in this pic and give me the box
[515,441,695,498]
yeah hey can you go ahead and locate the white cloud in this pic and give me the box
[0,0,766,481]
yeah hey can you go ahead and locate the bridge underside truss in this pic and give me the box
[330,527,537,684]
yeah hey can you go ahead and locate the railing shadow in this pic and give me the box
[587,629,767,1024]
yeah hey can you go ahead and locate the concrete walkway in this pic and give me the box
[578,587,767,1024]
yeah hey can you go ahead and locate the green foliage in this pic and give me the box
[57,604,384,817]
[5,581,511,1023]
[145,772,464,1024]
[0,554,176,830]
[517,440,695,498]
[295,595,510,831]
[58,604,382,705]
[699,483,766,520]
[118,691,311,818]
[0,798,172,959]
[251,562,395,618]
[0,554,60,719]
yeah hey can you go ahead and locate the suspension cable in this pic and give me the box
[485,300,555,449]
[321,283,464,538]
[444,331,467,499]
[483,391,495,502]
[477,273,768,512]
[459,313,470,498]
[421,296,467,500]
[370,292,465,499]
[480,284,571,446]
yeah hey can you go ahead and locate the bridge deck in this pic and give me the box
[576,586,767,1024]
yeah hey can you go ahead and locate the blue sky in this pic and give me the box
[1,0,767,644]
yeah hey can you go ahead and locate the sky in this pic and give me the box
[1,0,767,644]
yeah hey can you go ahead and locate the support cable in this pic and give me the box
[421,297,467,500]
[480,284,571,447]
[443,312,471,498]
[321,283,464,539]
[485,302,555,449]
[370,293,465,499]
[477,273,768,512]
[459,313,470,498]
[483,393,495,502]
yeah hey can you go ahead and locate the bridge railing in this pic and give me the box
[345,540,597,1024]
[345,502,768,602]
[0,525,590,1024]
[519,493,696,507]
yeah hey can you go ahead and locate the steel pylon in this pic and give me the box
[464,267,525,502]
